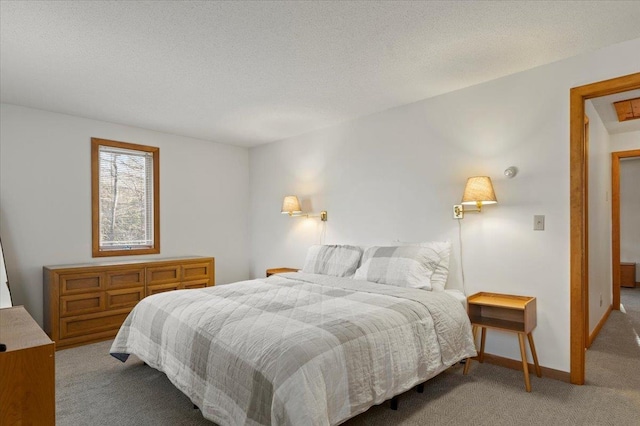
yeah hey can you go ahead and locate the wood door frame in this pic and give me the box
[611,149,640,309]
[583,115,589,349]
[570,72,640,385]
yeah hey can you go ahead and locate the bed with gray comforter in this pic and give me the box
[110,272,476,425]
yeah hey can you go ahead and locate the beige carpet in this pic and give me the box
[56,289,640,425]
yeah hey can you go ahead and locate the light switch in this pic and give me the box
[534,215,545,231]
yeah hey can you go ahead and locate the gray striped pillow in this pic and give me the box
[415,241,451,291]
[302,245,363,277]
[354,242,451,290]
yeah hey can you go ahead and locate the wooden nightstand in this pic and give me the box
[463,292,541,392]
[266,268,299,277]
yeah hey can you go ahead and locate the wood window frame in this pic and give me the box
[91,138,160,257]
[569,72,640,385]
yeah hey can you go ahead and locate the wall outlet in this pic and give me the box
[453,204,463,219]
[534,215,545,231]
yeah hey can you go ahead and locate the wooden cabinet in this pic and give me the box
[44,256,214,349]
[620,262,637,288]
[463,292,541,392]
[0,306,55,425]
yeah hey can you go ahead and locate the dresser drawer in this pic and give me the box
[183,279,209,290]
[106,268,145,289]
[106,287,145,310]
[182,262,212,281]
[147,282,181,296]
[59,272,104,295]
[59,309,132,339]
[60,292,105,317]
[147,265,181,285]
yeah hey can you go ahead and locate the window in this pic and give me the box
[91,138,159,257]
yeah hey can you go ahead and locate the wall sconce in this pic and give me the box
[453,176,497,219]
[281,195,328,221]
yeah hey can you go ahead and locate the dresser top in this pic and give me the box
[44,256,213,270]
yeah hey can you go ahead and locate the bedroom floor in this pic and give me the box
[55,288,640,425]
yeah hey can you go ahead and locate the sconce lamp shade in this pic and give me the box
[461,176,497,206]
[281,195,302,215]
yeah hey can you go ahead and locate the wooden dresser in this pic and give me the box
[44,256,214,349]
[0,306,55,425]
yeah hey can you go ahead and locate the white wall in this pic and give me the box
[585,100,612,333]
[0,104,250,325]
[620,157,640,282]
[249,37,640,372]
[611,130,640,152]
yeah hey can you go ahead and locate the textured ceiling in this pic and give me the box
[2,1,640,147]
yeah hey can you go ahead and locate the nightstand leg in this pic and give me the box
[527,333,542,377]
[518,333,532,392]
[463,355,472,375]
[479,327,487,363]
[463,325,479,375]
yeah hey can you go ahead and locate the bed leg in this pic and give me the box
[390,396,399,410]
[416,383,424,393]
[193,404,199,410]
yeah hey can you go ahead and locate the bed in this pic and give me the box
[110,244,476,426]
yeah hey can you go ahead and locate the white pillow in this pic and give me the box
[414,241,451,291]
[302,245,363,277]
[354,245,441,290]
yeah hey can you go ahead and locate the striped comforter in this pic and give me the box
[110,272,476,426]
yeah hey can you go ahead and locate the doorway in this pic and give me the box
[569,72,640,385]
[612,150,640,309]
